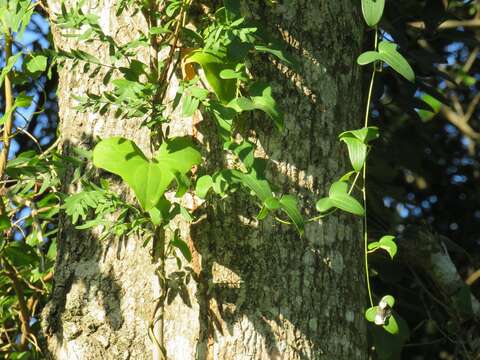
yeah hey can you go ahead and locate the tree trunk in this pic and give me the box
[42,1,367,359]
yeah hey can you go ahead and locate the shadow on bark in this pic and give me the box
[41,135,125,358]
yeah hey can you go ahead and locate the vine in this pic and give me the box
[314,0,414,352]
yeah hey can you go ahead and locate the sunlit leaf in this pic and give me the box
[328,182,365,216]
[93,137,200,210]
[378,41,415,82]
[196,175,213,199]
[378,236,397,259]
[26,55,48,73]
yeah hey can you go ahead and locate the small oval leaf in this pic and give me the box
[361,0,385,27]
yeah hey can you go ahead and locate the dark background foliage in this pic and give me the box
[367,0,480,358]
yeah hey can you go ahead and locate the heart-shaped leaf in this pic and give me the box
[93,137,201,210]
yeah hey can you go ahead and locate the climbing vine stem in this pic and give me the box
[362,27,379,308]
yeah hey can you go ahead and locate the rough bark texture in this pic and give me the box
[42,1,367,359]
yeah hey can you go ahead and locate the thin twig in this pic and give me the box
[0,33,15,201]
[2,260,31,350]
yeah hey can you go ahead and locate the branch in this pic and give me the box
[409,19,480,30]
[401,227,480,318]
[2,260,32,350]
[0,33,15,198]
[441,106,480,141]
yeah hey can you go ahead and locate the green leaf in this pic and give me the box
[155,137,202,176]
[219,69,247,81]
[378,41,415,82]
[357,43,415,82]
[196,175,213,199]
[171,235,192,262]
[0,92,32,126]
[339,127,379,143]
[254,44,299,70]
[4,241,39,267]
[383,314,399,335]
[340,137,367,172]
[185,51,236,103]
[93,137,200,210]
[182,95,200,117]
[209,101,235,140]
[329,181,349,194]
[249,82,284,130]
[264,196,280,210]
[0,53,21,87]
[148,198,172,226]
[357,51,381,65]
[339,171,356,182]
[379,235,397,259]
[26,55,47,73]
[227,97,255,112]
[0,214,11,231]
[361,0,385,27]
[418,93,443,120]
[14,93,32,108]
[225,140,255,168]
[365,306,378,322]
[231,168,272,202]
[380,294,395,308]
[279,195,304,236]
[256,205,269,220]
[316,197,333,213]
[328,182,365,216]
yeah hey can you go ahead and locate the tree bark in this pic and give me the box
[42,1,367,359]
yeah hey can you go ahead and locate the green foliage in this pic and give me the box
[357,41,415,82]
[25,55,48,73]
[361,0,385,27]
[368,235,397,259]
[0,0,34,38]
[93,137,201,211]
[316,181,365,216]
